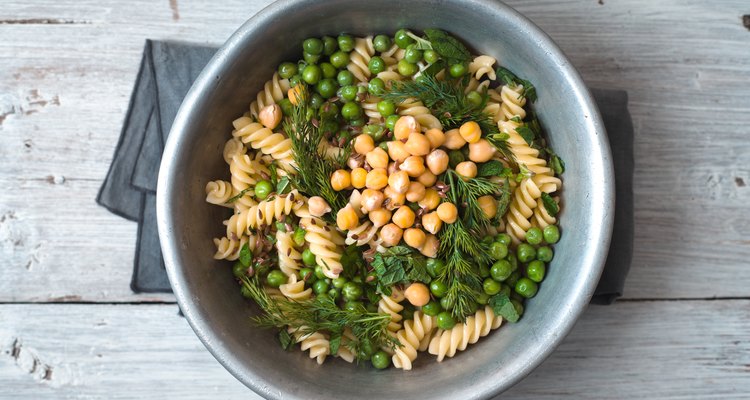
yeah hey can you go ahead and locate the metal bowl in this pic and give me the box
[157,0,614,398]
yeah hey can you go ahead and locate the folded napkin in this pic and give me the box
[97,40,633,303]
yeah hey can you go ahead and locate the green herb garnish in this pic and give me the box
[476,160,505,178]
[540,192,559,217]
[489,293,520,323]
[239,243,253,267]
[370,246,430,295]
[495,66,537,102]
[423,29,471,65]
[226,187,252,203]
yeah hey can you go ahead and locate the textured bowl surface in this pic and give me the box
[157,0,614,398]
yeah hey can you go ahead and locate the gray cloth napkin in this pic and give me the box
[97,40,633,303]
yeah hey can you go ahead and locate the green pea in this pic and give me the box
[511,299,525,317]
[422,300,442,316]
[543,225,561,244]
[415,74,430,85]
[266,270,287,288]
[350,118,365,127]
[376,100,396,117]
[312,279,329,295]
[316,292,331,302]
[316,78,338,98]
[448,150,465,168]
[527,260,546,283]
[329,51,350,69]
[439,296,454,311]
[254,180,272,200]
[507,252,519,271]
[313,264,326,279]
[341,102,362,120]
[320,62,337,79]
[449,63,467,78]
[466,91,483,107]
[476,292,490,305]
[232,261,247,278]
[506,271,521,287]
[342,282,363,301]
[303,52,320,64]
[517,243,537,263]
[302,65,322,85]
[430,281,448,298]
[495,233,512,246]
[240,284,253,298]
[368,77,386,95]
[309,93,324,109]
[537,246,554,262]
[478,263,490,278]
[436,311,456,330]
[364,124,385,141]
[319,102,340,119]
[303,38,324,55]
[321,36,337,55]
[490,260,513,282]
[525,227,543,245]
[328,288,340,301]
[337,34,355,52]
[299,267,315,283]
[515,277,539,298]
[404,47,423,63]
[378,142,389,151]
[339,85,358,102]
[337,70,354,86]
[358,337,375,359]
[397,59,418,76]
[288,74,302,87]
[302,249,317,266]
[394,29,414,49]
[373,34,392,52]
[385,115,400,131]
[481,236,494,246]
[368,56,386,74]
[423,49,439,63]
[278,98,294,116]
[344,300,365,313]
[490,242,509,260]
[426,259,447,278]
[277,62,297,79]
[275,221,286,232]
[483,278,502,295]
[332,277,348,289]
[371,350,390,369]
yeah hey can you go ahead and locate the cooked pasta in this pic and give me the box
[205,180,234,207]
[229,152,270,192]
[249,72,290,118]
[212,236,248,261]
[279,273,312,301]
[428,306,502,362]
[397,98,442,131]
[347,36,375,82]
[344,220,380,247]
[500,84,527,121]
[392,311,436,370]
[299,216,345,279]
[225,191,299,238]
[223,138,247,164]
[468,55,497,81]
[232,116,295,172]
[276,230,302,276]
[290,328,330,365]
[378,289,405,335]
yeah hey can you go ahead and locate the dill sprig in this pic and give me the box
[241,276,399,361]
[283,87,349,214]
[382,74,512,160]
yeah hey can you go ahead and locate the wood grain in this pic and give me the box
[1,301,748,398]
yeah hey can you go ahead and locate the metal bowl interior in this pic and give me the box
[157,0,614,398]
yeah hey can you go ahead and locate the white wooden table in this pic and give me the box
[2,1,749,398]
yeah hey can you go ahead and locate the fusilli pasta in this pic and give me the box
[225,191,300,238]
[378,289,405,335]
[249,72,290,118]
[290,328,330,365]
[299,216,345,278]
[428,306,502,362]
[392,311,436,370]
[205,180,234,207]
[232,116,295,172]
[279,273,312,301]
[397,98,442,131]
[468,55,497,81]
[347,36,375,82]
[276,230,302,276]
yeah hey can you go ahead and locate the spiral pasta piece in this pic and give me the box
[398,98,442,131]
[347,36,375,82]
[362,95,383,122]
[212,235,250,261]
[378,289,405,335]
[501,119,548,176]
[205,180,234,207]
[376,70,402,83]
[464,76,491,95]
[468,55,497,81]
[230,188,258,213]
[500,84,527,121]
[428,306,502,362]
[276,230,302,276]
[299,216,345,279]
[345,220,380,247]
[232,117,295,171]
[336,329,357,363]
[223,138,247,164]
[532,196,558,228]
[279,273,312,301]
[290,328,330,365]
[392,311,436,370]
[225,191,299,237]
[249,72,290,118]
[505,177,542,243]
[229,152,271,192]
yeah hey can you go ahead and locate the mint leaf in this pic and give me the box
[423,29,470,64]
[495,67,537,102]
[329,331,342,355]
[516,125,535,146]
[406,31,433,50]
[371,246,429,294]
[406,254,431,284]
[421,59,446,77]
[278,329,294,350]
[489,294,520,323]
[477,160,505,177]
[496,67,519,86]
[541,192,559,217]
[549,153,565,175]
[276,176,291,194]
[496,178,512,218]
[510,116,523,123]
[239,243,252,267]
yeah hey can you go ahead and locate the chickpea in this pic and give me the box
[392,205,416,229]
[369,208,392,227]
[443,128,466,150]
[417,170,437,187]
[420,234,440,258]
[400,155,425,177]
[425,149,449,175]
[388,170,410,194]
[468,139,496,163]
[383,186,406,210]
[455,161,478,180]
[403,228,426,249]
[422,211,443,234]
[387,140,411,162]
[308,196,331,217]
[404,132,431,156]
[436,202,458,224]
[459,121,481,144]
[387,161,399,175]
[404,282,430,307]
[331,169,351,191]
[394,115,421,140]
[350,167,367,189]
[478,195,498,219]
[366,147,389,169]
[366,168,388,190]
[361,189,384,212]
[405,181,426,202]
[336,205,359,231]
[379,223,404,247]
[258,104,282,130]
[354,134,375,155]
[418,189,441,211]
[424,128,445,149]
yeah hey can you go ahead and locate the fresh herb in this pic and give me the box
[239,243,253,267]
[241,276,398,360]
[444,169,504,230]
[540,192,559,217]
[421,59,446,77]
[510,116,523,123]
[476,160,505,177]
[547,150,565,176]
[265,233,277,246]
[370,246,430,295]
[405,31,433,51]
[276,176,292,195]
[515,125,535,146]
[423,29,471,65]
[489,293,520,323]
[226,187,252,203]
[495,66,537,102]
[329,332,342,355]
[269,163,278,187]
[515,164,533,183]
[278,329,294,350]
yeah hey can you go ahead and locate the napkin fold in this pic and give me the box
[97,40,633,303]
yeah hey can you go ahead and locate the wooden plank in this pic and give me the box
[1,301,748,398]
[1,0,749,301]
